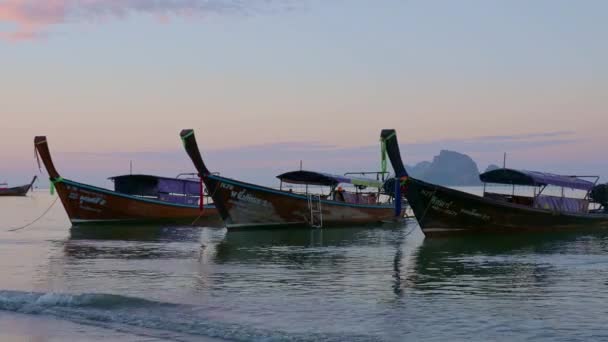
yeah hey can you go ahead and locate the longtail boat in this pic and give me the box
[33,136,222,226]
[0,176,37,197]
[180,129,403,229]
[380,129,608,235]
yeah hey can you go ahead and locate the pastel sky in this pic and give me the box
[1,0,607,186]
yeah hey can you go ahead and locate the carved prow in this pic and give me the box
[34,136,61,180]
[179,129,211,177]
[26,175,37,193]
[380,129,408,178]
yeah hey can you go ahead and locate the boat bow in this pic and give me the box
[179,129,211,177]
[34,136,62,183]
[380,129,408,178]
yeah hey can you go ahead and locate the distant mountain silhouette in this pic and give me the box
[408,161,432,176]
[406,150,482,186]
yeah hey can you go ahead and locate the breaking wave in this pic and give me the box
[0,290,378,342]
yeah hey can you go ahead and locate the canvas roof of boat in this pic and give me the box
[276,170,384,188]
[479,168,595,191]
[109,174,201,196]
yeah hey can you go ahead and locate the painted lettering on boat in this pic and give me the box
[421,189,458,216]
[80,195,106,206]
[229,189,272,208]
[79,205,102,213]
[460,208,491,221]
[421,189,491,220]
[66,186,108,211]
[220,183,234,191]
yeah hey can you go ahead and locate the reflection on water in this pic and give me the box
[4,195,608,341]
[68,225,206,242]
[60,223,608,306]
[406,231,608,299]
[64,225,212,260]
[214,225,412,263]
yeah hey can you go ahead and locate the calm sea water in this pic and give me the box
[1,190,608,341]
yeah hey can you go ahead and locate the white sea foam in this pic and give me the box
[0,290,378,342]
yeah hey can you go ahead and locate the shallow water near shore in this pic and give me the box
[1,191,608,341]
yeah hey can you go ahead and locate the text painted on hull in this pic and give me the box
[221,183,272,208]
[67,185,107,213]
[421,189,491,221]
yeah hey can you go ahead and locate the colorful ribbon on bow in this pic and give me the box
[50,177,64,195]
[380,131,396,174]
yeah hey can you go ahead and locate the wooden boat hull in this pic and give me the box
[0,185,31,196]
[404,177,608,235]
[0,177,36,197]
[52,178,222,226]
[34,135,222,227]
[204,174,397,229]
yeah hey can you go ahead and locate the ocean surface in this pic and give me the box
[1,190,608,341]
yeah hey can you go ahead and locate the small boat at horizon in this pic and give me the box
[180,129,404,229]
[0,176,37,197]
[33,136,222,227]
[380,129,608,235]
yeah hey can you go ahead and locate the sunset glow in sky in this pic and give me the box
[1,0,607,185]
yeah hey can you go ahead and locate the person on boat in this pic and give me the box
[335,186,345,202]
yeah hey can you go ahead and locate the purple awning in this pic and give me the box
[157,178,200,195]
[276,170,383,188]
[480,168,595,191]
[110,174,201,196]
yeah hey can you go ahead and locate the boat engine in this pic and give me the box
[590,184,608,211]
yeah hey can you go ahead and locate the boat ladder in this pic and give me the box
[308,194,323,228]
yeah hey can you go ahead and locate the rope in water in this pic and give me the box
[10,143,60,232]
[190,180,221,226]
[401,219,418,238]
[6,196,59,232]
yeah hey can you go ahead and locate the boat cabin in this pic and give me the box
[109,174,206,206]
[276,170,389,205]
[479,168,598,213]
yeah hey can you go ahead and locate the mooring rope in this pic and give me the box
[417,186,439,225]
[6,196,59,232]
[191,180,221,226]
[190,204,209,226]
[9,142,60,232]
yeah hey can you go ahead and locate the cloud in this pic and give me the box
[59,130,580,170]
[474,131,576,142]
[27,130,583,187]
[403,130,580,157]
[0,0,299,41]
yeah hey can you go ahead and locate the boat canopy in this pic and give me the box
[276,170,384,188]
[479,168,595,191]
[109,174,200,197]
